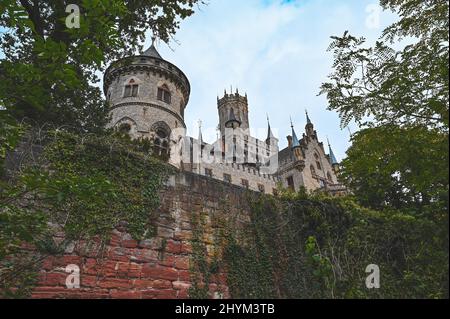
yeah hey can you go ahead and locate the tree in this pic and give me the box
[320,0,449,212]
[340,125,448,212]
[320,0,448,131]
[0,0,203,132]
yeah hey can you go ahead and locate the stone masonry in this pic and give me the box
[32,172,252,299]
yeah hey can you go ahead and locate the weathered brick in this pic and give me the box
[174,256,190,270]
[180,241,192,254]
[110,290,142,299]
[41,272,66,286]
[165,240,182,254]
[178,270,191,282]
[133,279,154,289]
[81,275,98,288]
[122,239,138,248]
[172,281,191,291]
[152,280,173,289]
[98,278,131,289]
[174,230,192,241]
[41,257,55,271]
[142,289,177,299]
[158,254,176,267]
[141,265,178,281]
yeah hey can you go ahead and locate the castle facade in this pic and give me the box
[104,42,346,195]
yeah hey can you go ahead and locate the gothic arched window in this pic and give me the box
[157,84,171,104]
[124,79,139,97]
[152,123,171,159]
[314,152,322,170]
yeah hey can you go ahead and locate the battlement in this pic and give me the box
[217,91,248,109]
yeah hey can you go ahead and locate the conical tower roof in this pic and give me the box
[328,139,338,165]
[306,110,312,126]
[143,37,162,59]
[267,115,275,141]
[291,118,301,149]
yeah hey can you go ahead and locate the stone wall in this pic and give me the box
[32,172,253,299]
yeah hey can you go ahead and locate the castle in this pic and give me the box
[103,41,347,195]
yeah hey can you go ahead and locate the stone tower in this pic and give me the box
[103,40,190,159]
[217,90,250,136]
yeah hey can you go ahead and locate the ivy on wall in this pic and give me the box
[221,191,448,299]
[0,130,174,297]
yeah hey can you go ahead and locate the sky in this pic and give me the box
[145,0,398,160]
[0,0,399,160]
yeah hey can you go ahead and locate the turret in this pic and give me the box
[266,115,278,149]
[305,110,315,137]
[218,89,249,136]
[290,119,303,161]
[328,138,340,174]
[103,37,190,167]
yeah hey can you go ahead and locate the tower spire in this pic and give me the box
[266,114,275,141]
[305,109,312,125]
[143,35,162,59]
[327,137,338,165]
[290,117,300,149]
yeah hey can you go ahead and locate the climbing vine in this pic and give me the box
[0,129,174,297]
[222,191,448,299]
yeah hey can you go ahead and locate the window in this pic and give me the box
[205,168,213,178]
[258,184,265,193]
[241,179,249,189]
[223,174,232,183]
[124,80,139,97]
[310,165,316,176]
[286,176,294,191]
[314,153,322,170]
[153,127,170,158]
[157,85,171,104]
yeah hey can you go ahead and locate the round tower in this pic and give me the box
[217,90,249,136]
[103,40,190,156]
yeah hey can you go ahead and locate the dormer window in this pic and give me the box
[124,79,138,97]
[157,85,171,104]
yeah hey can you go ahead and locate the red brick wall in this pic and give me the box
[32,172,251,299]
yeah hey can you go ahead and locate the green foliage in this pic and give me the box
[223,192,449,299]
[320,0,449,216]
[0,130,174,297]
[340,125,449,211]
[224,197,277,298]
[0,0,203,131]
[320,0,449,130]
[39,131,173,241]
[0,112,24,174]
[188,211,223,299]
